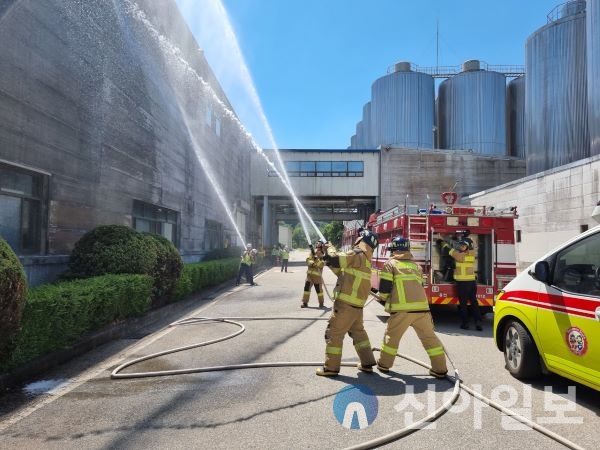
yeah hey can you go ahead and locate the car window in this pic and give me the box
[552,231,600,296]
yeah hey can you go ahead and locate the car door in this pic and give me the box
[537,231,600,389]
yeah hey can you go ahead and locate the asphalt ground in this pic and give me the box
[0,249,598,449]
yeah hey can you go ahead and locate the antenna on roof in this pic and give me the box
[436,18,439,69]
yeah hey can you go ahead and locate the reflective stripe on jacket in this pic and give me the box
[449,249,476,281]
[333,249,372,308]
[379,253,430,312]
[306,255,325,283]
[241,252,253,266]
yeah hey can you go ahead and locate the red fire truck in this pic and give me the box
[342,192,518,311]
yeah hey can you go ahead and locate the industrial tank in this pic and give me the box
[588,0,600,156]
[507,75,526,159]
[437,60,507,155]
[361,101,372,148]
[355,120,364,149]
[525,0,589,174]
[370,61,434,149]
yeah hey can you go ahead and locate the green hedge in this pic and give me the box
[0,274,152,371]
[0,257,241,373]
[174,257,240,300]
[0,237,27,360]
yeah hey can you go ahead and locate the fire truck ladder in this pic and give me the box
[407,215,428,242]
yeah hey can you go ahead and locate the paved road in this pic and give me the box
[1,250,598,449]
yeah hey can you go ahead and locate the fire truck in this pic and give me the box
[342,192,518,311]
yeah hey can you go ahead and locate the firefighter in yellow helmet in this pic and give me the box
[316,230,378,376]
[300,240,326,308]
[443,237,482,330]
[375,236,448,378]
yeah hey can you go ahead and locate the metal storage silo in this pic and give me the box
[588,0,600,156]
[437,60,507,156]
[525,0,589,174]
[362,101,372,148]
[370,61,434,149]
[507,75,526,158]
[355,120,364,149]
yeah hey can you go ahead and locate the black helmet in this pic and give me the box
[462,237,474,250]
[457,239,470,249]
[388,236,410,252]
[359,229,379,249]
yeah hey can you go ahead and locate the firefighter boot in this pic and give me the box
[315,367,339,377]
[357,363,374,373]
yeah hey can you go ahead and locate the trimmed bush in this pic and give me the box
[141,232,183,304]
[172,257,239,301]
[0,237,27,359]
[0,274,152,371]
[68,225,156,278]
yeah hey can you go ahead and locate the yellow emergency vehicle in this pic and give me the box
[493,204,600,391]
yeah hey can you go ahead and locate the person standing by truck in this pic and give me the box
[443,239,483,330]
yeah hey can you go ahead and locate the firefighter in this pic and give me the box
[375,236,448,378]
[270,245,280,267]
[280,245,290,272]
[443,239,483,330]
[300,241,325,308]
[315,229,378,376]
[236,243,256,286]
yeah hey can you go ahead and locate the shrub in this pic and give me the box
[0,237,27,359]
[68,225,156,278]
[141,232,183,304]
[0,274,152,371]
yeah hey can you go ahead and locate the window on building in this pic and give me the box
[132,200,179,245]
[580,224,588,233]
[204,219,223,250]
[269,160,364,177]
[0,162,46,254]
[516,230,521,243]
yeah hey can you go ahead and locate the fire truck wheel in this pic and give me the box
[503,320,541,379]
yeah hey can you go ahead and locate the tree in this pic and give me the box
[292,223,309,249]
[321,221,344,247]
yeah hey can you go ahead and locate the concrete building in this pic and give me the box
[469,154,600,271]
[251,147,526,247]
[0,0,254,285]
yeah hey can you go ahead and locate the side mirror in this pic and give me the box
[532,261,550,283]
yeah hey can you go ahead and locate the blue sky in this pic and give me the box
[177,0,559,150]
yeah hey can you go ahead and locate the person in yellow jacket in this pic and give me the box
[316,230,378,377]
[443,238,482,330]
[280,246,290,272]
[375,236,448,378]
[301,241,325,308]
[236,243,256,286]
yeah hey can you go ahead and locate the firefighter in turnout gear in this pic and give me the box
[301,241,325,308]
[236,243,256,286]
[376,236,448,378]
[444,238,483,330]
[316,230,378,376]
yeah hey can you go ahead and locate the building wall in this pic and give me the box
[379,147,526,210]
[0,0,253,284]
[251,150,380,197]
[469,154,600,271]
